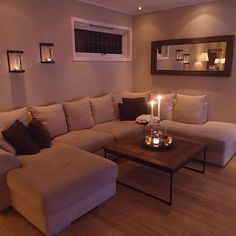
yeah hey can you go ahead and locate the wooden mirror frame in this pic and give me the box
[151,35,234,76]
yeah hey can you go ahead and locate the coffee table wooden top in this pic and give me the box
[104,133,206,173]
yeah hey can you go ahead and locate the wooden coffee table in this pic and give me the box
[104,133,207,205]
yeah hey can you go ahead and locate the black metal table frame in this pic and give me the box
[104,147,207,206]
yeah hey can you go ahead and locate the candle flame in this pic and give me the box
[156,95,163,101]
[150,100,155,106]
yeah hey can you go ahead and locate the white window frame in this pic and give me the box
[71,17,132,61]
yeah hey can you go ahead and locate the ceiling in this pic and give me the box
[77,0,219,15]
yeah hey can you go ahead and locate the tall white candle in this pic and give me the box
[150,100,155,125]
[157,95,162,121]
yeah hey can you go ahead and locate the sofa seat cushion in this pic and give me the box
[91,120,144,139]
[53,129,114,152]
[16,142,71,166]
[161,120,236,153]
[7,145,118,215]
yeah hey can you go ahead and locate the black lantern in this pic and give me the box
[183,54,191,64]
[176,50,183,61]
[7,50,25,73]
[39,43,55,63]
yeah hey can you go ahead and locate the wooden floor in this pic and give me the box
[1,156,236,236]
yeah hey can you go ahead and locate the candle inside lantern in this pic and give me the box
[156,95,163,121]
[150,100,155,125]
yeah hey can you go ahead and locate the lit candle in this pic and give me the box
[150,100,155,125]
[156,95,163,121]
[47,58,52,62]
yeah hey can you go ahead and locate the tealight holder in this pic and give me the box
[144,120,173,149]
[39,43,55,63]
[7,50,25,73]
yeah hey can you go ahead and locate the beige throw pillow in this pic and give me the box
[0,107,29,154]
[150,93,176,120]
[63,97,94,131]
[90,94,116,125]
[31,103,68,138]
[173,94,208,124]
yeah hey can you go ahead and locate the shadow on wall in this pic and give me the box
[9,73,28,108]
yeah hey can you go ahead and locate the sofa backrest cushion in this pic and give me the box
[31,103,68,138]
[2,120,40,155]
[150,93,176,120]
[0,107,29,155]
[63,97,94,131]
[126,91,151,100]
[28,119,51,148]
[90,94,115,125]
[0,107,29,129]
[173,94,208,124]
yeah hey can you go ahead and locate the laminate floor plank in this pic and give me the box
[0,156,235,236]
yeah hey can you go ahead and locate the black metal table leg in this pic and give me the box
[184,148,207,174]
[169,173,173,205]
[117,171,173,205]
[202,147,206,173]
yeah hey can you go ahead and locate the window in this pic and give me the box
[71,17,132,61]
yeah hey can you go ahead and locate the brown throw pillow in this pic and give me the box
[28,119,51,148]
[119,101,148,121]
[122,97,146,103]
[2,120,40,155]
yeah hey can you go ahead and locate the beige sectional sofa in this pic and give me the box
[0,91,236,235]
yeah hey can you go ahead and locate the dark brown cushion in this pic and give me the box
[28,119,51,148]
[119,101,148,121]
[2,120,40,155]
[122,97,145,103]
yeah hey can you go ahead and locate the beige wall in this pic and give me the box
[0,0,133,110]
[133,0,236,122]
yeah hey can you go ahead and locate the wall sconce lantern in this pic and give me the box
[7,50,25,73]
[183,54,190,64]
[39,43,55,63]
[176,50,183,61]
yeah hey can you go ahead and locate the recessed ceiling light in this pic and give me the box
[138,6,142,11]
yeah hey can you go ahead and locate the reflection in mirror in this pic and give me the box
[151,35,234,76]
[156,42,226,71]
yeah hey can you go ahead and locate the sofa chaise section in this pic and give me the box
[0,149,21,211]
[7,144,118,236]
[161,120,236,166]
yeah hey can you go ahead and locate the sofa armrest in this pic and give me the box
[0,149,21,211]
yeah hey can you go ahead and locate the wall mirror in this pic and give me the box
[151,35,234,76]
